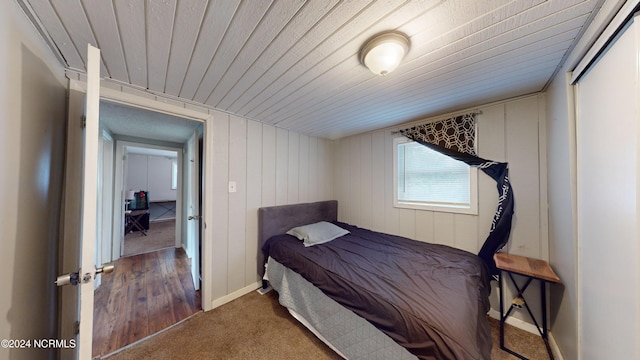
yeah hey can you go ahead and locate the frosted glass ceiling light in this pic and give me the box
[360,32,410,76]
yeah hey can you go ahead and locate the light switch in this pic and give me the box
[228,181,237,193]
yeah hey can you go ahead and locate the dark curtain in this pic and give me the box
[399,114,514,276]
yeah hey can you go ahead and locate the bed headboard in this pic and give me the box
[257,200,338,278]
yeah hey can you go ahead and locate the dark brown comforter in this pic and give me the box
[263,222,492,360]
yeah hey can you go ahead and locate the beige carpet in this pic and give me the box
[123,220,176,257]
[103,290,549,360]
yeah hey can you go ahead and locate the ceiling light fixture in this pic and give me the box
[359,32,410,76]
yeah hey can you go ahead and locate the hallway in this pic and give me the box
[92,247,201,357]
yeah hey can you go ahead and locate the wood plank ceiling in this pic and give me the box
[20,0,604,139]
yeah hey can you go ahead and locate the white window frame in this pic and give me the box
[171,159,178,190]
[393,137,478,215]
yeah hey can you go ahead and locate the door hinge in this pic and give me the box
[81,115,86,129]
[74,321,80,336]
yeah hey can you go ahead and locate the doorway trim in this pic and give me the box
[98,85,214,311]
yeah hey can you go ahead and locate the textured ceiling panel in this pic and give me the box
[21,0,604,139]
[100,101,200,144]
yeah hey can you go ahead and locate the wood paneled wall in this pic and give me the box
[209,111,334,300]
[334,94,548,261]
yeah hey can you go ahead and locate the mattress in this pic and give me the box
[263,221,492,359]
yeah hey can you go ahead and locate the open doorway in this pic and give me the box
[92,100,204,357]
[122,146,178,257]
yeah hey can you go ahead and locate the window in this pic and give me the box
[393,137,477,214]
[171,160,178,190]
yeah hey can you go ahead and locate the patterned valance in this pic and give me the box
[400,112,514,277]
[399,113,477,156]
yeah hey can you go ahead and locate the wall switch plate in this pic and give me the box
[228,181,237,193]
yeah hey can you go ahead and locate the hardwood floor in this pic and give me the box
[123,219,176,257]
[92,247,201,357]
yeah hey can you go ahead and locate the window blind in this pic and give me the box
[397,142,470,205]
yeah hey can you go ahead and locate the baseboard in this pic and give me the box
[488,309,539,333]
[209,281,261,310]
[488,309,564,360]
[149,217,176,223]
[548,333,565,360]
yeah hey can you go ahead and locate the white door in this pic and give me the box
[57,44,103,360]
[575,15,640,359]
[185,129,201,290]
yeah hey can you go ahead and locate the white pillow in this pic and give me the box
[286,221,350,247]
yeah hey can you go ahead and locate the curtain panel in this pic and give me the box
[399,113,514,276]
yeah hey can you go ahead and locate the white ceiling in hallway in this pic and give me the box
[20,0,606,139]
[100,100,201,144]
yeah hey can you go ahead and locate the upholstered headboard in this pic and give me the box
[257,200,338,279]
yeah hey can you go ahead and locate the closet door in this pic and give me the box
[575,16,640,360]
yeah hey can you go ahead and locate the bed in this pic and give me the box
[259,200,492,360]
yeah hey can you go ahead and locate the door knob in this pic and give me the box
[55,272,80,287]
[55,264,114,287]
[96,264,115,275]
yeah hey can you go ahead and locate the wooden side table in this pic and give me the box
[494,253,561,360]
